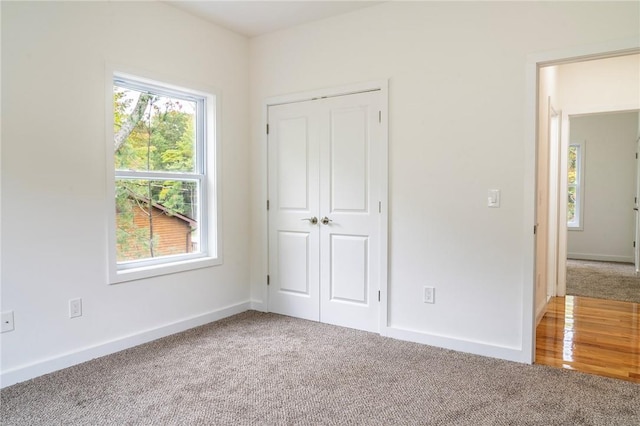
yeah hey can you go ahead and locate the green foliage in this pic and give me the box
[567,145,579,224]
[115,182,154,261]
[568,146,577,185]
[567,186,576,223]
[114,87,197,260]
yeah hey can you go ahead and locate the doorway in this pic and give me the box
[556,57,639,300]
[535,52,640,312]
[266,85,388,333]
[532,47,640,379]
[564,110,640,302]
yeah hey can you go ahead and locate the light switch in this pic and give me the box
[488,189,500,208]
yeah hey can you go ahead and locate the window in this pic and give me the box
[567,141,584,230]
[108,71,220,283]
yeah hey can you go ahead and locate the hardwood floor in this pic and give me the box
[536,295,640,383]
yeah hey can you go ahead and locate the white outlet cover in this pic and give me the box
[423,287,435,304]
[69,298,82,318]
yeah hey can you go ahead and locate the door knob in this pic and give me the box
[321,217,333,225]
[301,217,318,225]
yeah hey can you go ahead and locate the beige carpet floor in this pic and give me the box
[1,311,639,425]
[566,259,640,304]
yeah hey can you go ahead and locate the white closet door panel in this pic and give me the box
[277,117,309,210]
[330,234,368,304]
[268,100,320,321]
[278,232,310,295]
[319,91,381,333]
[330,107,368,212]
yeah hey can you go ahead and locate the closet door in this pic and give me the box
[318,92,381,332]
[267,90,383,333]
[267,100,321,321]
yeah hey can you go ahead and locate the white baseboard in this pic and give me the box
[250,300,266,312]
[535,296,550,326]
[0,301,250,389]
[385,326,528,364]
[567,253,633,263]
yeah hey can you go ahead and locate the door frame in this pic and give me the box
[261,80,390,334]
[525,38,639,362]
[546,104,561,304]
[636,136,640,274]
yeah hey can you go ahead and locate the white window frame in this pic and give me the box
[567,141,585,230]
[106,67,222,284]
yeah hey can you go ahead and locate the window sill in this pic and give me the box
[568,226,583,231]
[109,256,221,284]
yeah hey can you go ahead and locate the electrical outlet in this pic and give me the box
[1,311,15,333]
[423,287,435,304]
[69,298,82,318]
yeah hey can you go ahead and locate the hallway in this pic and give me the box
[536,296,639,383]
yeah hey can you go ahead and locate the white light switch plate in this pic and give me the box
[488,189,500,208]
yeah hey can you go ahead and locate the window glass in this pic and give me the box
[567,143,583,229]
[112,76,208,269]
[115,179,199,262]
[567,186,576,224]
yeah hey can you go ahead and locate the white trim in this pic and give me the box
[250,300,267,312]
[526,38,640,363]
[378,82,390,335]
[546,105,561,303]
[110,256,220,284]
[523,54,538,364]
[262,80,389,332]
[535,302,547,327]
[105,63,223,285]
[567,253,634,263]
[385,326,526,364]
[527,38,639,68]
[0,302,250,389]
[635,135,640,273]
[114,170,206,180]
[266,80,387,106]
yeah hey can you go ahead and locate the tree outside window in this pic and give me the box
[568,142,584,229]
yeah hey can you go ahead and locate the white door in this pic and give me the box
[267,99,321,321]
[318,92,381,332]
[268,91,383,332]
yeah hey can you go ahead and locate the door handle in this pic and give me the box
[635,208,638,211]
[301,217,318,225]
[321,217,333,225]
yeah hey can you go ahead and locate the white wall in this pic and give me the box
[249,1,640,361]
[567,112,638,262]
[556,55,640,110]
[1,1,250,385]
